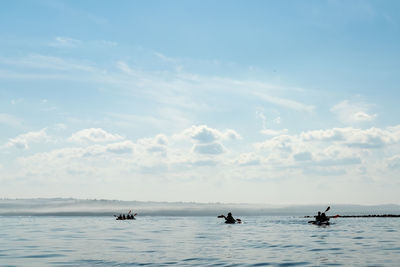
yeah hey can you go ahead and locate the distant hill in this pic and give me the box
[0,198,399,216]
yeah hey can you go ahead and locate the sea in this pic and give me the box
[1,216,399,266]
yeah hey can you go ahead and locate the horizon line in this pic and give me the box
[0,197,399,207]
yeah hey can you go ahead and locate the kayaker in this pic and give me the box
[315,211,321,221]
[218,212,242,224]
[320,212,328,222]
[225,212,236,224]
[309,207,331,225]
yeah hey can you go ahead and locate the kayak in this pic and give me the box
[225,219,242,224]
[218,215,242,224]
[308,220,330,226]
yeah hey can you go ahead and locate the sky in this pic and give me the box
[1,0,400,204]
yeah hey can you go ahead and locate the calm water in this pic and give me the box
[1,216,399,266]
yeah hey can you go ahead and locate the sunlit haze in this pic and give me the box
[1,1,400,204]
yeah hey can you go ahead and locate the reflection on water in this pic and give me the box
[0,216,399,266]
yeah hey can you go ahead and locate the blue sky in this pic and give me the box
[1,0,400,204]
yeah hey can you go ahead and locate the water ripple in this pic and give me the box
[1,216,400,266]
[22,253,64,258]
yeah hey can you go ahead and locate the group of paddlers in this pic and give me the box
[315,211,328,222]
[115,210,137,220]
[115,207,333,225]
[218,207,334,225]
[115,211,242,223]
[308,206,331,225]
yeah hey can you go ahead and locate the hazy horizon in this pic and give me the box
[1,196,400,206]
[1,198,399,217]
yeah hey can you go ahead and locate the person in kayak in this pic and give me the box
[313,211,328,223]
[226,212,236,223]
[315,211,322,221]
[308,207,331,225]
[218,212,242,223]
[320,212,328,222]
[220,212,236,224]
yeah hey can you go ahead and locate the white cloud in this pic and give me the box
[254,92,315,112]
[301,127,400,149]
[14,125,396,182]
[116,61,134,74]
[1,53,318,124]
[181,125,241,144]
[331,100,377,124]
[49,36,81,47]
[236,153,261,166]
[256,110,286,136]
[293,151,313,161]
[193,142,226,155]
[11,99,23,105]
[153,52,176,63]
[69,128,124,143]
[98,40,118,47]
[273,116,281,124]
[5,124,400,204]
[53,123,67,130]
[174,125,241,156]
[386,155,400,170]
[301,126,400,146]
[301,128,346,141]
[2,54,96,72]
[0,113,24,128]
[14,141,136,180]
[106,141,135,154]
[354,111,375,121]
[190,159,218,167]
[223,129,241,140]
[6,129,51,149]
[11,126,242,181]
[253,125,400,177]
[137,134,168,156]
[256,134,294,153]
[260,129,288,136]
[256,109,267,129]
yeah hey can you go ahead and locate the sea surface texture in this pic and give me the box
[1,216,399,266]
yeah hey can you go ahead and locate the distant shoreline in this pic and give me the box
[1,198,400,217]
[304,214,400,218]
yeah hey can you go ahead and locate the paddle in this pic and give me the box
[325,206,330,213]
[308,206,330,223]
[323,207,340,219]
